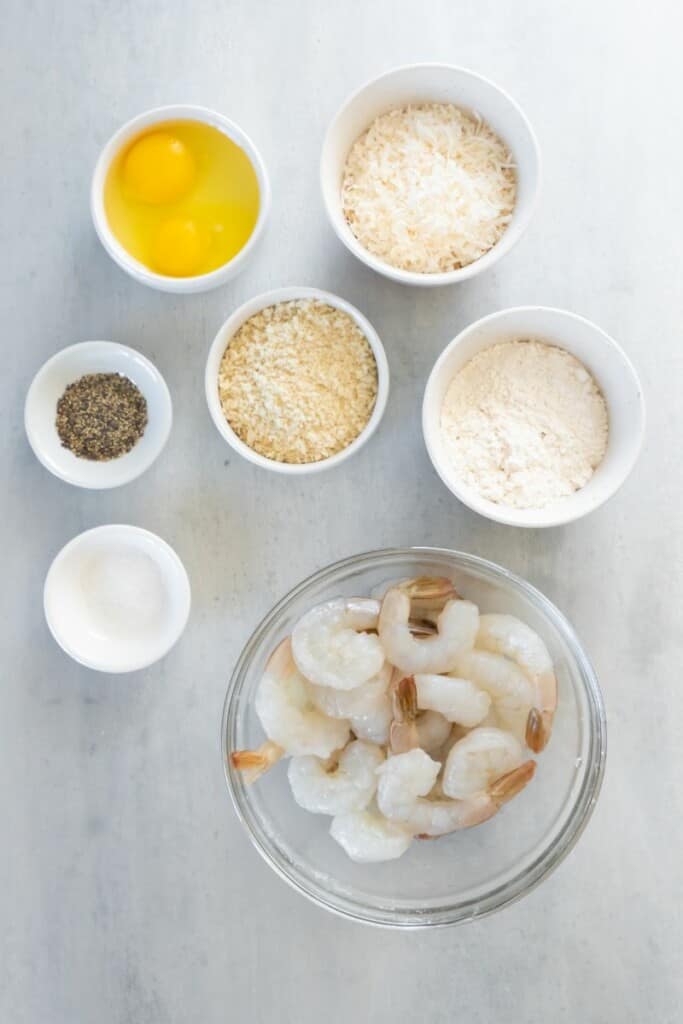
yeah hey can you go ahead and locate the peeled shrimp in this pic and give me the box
[389,675,451,756]
[308,662,392,745]
[414,673,491,727]
[329,804,413,863]
[291,598,384,690]
[454,649,534,744]
[378,586,479,675]
[377,748,441,821]
[442,727,524,799]
[253,638,350,757]
[476,614,558,752]
[288,740,384,815]
[377,748,536,837]
[346,702,393,746]
[415,711,452,757]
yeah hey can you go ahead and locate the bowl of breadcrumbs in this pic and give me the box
[205,287,389,473]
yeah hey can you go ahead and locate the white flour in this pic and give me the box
[440,340,609,509]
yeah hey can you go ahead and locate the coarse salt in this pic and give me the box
[81,547,167,638]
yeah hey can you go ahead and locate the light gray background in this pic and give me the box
[2,1,681,1021]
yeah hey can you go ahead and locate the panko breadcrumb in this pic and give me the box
[218,299,378,464]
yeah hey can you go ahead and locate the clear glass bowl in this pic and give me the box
[222,548,606,928]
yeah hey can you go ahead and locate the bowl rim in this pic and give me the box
[221,546,607,928]
[43,524,192,673]
[422,306,647,527]
[24,339,173,490]
[90,103,271,294]
[204,285,390,474]
[320,61,542,287]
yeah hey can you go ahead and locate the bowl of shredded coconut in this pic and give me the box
[321,64,541,286]
[423,307,645,527]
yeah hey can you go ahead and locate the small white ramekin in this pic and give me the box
[205,286,389,474]
[44,525,191,673]
[25,340,172,490]
[91,104,271,294]
[423,307,646,527]
[321,63,541,287]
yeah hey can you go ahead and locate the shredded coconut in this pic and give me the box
[218,299,378,464]
[440,341,609,509]
[342,103,516,274]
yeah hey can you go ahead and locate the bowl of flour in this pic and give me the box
[423,307,645,527]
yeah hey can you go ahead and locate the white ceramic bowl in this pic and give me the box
[25,341,172,490]
[423,307,646,527]
[91,104,271,294]
[44,525,191,673]
[321,63,541,287]
[205,286,390,474]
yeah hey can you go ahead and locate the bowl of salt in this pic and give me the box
[43,524,191,672]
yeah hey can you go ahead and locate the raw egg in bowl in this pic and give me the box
[91,105,270,293]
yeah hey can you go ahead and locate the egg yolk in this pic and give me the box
[123,132,195,205]
[152,218,204,276]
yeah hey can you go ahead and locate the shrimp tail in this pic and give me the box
[408,618,438,636]
[392,674,418,721]
[230,741,284,783]
[525,708,553,753]
[489,759,536,806]
[267,636,296,676]
[389,674,420,753]
[399,576,461,623]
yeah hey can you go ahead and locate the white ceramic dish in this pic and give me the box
[321,63,541,287]
[423,307,646,527]
[25,341,172,490]
[205,286,390,474]
[91,104,271,294]
[44,525,191,673]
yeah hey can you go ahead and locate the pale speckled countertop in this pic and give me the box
[1,1,681,1021]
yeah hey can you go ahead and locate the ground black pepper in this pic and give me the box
[56,372,148,461]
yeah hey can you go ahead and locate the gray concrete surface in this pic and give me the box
[2,1,681,1021]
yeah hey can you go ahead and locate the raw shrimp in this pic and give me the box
[414,673,491,727]
[441,727,524,799]
[377,748,441,820]
[288,740,384,815]
[329,804,413,863]
[291,598,384,690]
[477,706,502,729]
[398,576,460,627]
[377,748,536,837]
[454,649,534,744]
[477,614,558,752]
[252,638,350,758]
[428,724,470,797]
[379,586,479,675]
[346,702,393,746]
[230,740,283,783]
[389,675,451,756]
[308,662,392,745]
[416,711,452,757]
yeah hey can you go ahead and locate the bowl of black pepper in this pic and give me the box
[25,341,172,489]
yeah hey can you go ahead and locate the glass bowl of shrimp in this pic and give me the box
[222,548,606,928]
